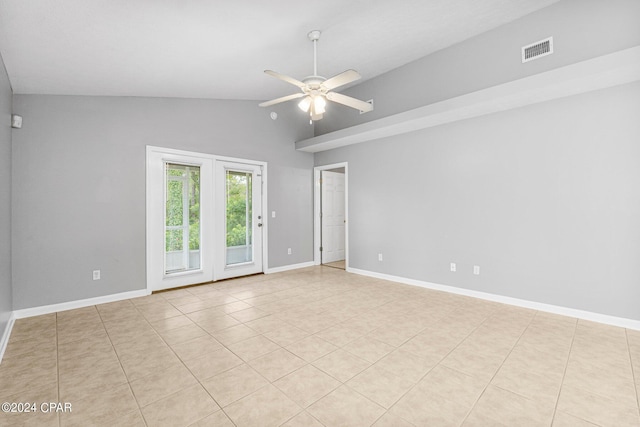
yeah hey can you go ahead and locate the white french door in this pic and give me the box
[214,160,264,280]
[147,148,214,291]
[147,148,266,292]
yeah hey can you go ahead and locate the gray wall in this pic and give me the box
[11,95,313,309]
[0,54,12,333]
[316,81,640,320]
[315,0,640,135]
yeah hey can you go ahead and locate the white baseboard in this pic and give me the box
[265,261,315,275]
[348,267,640,331]
[12,289,150,320]
[0,312,16,364]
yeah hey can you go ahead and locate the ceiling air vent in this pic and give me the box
[522,37,553,63]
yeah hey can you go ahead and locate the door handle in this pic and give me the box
[258,223,263,227]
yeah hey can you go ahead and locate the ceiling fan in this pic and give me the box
[259,30,373,121]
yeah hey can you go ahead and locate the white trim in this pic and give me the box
[0,312,16,364]
[296,46,640,153]
[348,267,640,331]
[12,289,150,320]
[265,261,315,274]
[314,163,349,269]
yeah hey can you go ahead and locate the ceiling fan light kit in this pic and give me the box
[259,30,373,122]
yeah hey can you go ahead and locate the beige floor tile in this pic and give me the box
[248,348,307,382]
[280,410,325,426]
[170,335,224,362]
[119,346,183,382]
[556,384,640,427]
[218,301,253,314]
[390,386,474,427]
[209,324,260,346]
[197,315,241,334]
[347,364,414,408]
[415,365,487,407]
[59,383,139,427]
[190,410,235,427]
[224,384,302,427]
[372,412,416,426]
[313,348,371,382]
[183,348,244,381]
[59,353,128,401]
[0,382,59,427]
[343,336,395,363]
[244,315,290,333]
[314,324,364,347]
[229,307,270,323]
[307,385,385,427]
[129,363,198,407]
[111,333,169,360]
[2,334,57,360]
[375,348,435,383]
[3,268,640,427]
[274,364,341,408]
[8,314,56,342]
[441,343,507,381]
[57,332,113,361]
[106,322,159,346]
[227,335,281,362]
[501,342,568,377]
[187,307,230,324]
[563,357,637,405]
[141,384,219,427]
[57,321,106,345]
[149,315,194,333]
[367,324,420,347]
[470,385,555,426]
[552,411,600,427]
[202,363,269,407]
[263,324,310,347]
[136,302,183,322]
[491,362,561,404]
[286,335,338,362]
[157,323,208,346]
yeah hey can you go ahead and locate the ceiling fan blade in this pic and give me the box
[259,92,305,107]
[264,70,306,89]
[322,69,361,91]
[326,92,373,112]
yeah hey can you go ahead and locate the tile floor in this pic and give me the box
[1,266,639,427]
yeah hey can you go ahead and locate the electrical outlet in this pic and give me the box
[450,263,456,272]
[287,248,292,255]
[474,265,480,275]
[93,270,100,280]
[378,253,383,261]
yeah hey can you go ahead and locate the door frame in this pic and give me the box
[146,146,268,293]
[314,162,348,269]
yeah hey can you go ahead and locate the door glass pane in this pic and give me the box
[165,163,200,273]
[226,170,253,265]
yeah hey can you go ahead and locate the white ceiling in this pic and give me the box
[0,0,559,101]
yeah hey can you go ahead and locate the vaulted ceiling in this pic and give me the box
[0,0,559,101]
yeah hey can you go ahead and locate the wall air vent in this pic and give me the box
[522,37,553,63]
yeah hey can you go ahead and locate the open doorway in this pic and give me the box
[314,163,347,270]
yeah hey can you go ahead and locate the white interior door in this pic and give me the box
[321,170,345,263]
[147,148,214,291]
[214,160,264,280]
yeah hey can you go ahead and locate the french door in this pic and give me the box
[214,160,264,280]
[147,147,265,291]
